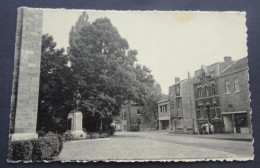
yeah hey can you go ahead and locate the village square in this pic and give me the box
[8,8,253,161]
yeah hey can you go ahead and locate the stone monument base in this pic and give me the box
[70,130,86,139]
[66,110,86,140]
[11,133,38,141]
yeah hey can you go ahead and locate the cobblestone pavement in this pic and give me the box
[57,131,253,161]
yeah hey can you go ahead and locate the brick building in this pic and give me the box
[169,76,196,134]
[193,57,233,134]
[218,57,251,134]
[157,98,170,130]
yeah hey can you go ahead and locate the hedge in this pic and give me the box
[8,140,33,161]
[8,133,63,161]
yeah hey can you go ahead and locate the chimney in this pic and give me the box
[224,56,232,63]
[175,77,180,83]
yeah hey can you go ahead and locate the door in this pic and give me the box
[223,114,233,133]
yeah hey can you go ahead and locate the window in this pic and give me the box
[177,99,181,110]
[171,102,174,110]
[202,72,206,79]
[175,86,180,96]
[211,84,216,95]
[197,88,200,98]
[210,71,214,78]
[137,109,141,115]
[137,119,141,125]
[196,110,201,119]
[199,106,204,118]
[165,105,167,112]
[205,86,209,97]
[197,88,202,98]
[160,106,162,112]
[234,79,240,92]
[225,81,230,94]
[212,104,217,118]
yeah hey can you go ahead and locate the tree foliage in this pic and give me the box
[37,34,72,133]
[37,12,162,133]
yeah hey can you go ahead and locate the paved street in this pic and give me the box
[57,131,253,161]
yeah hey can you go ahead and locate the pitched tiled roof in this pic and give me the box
[219,57,248,76]
[157,95,169,103]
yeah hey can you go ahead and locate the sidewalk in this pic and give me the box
[169,132,253,142]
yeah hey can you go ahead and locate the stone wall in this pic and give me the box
[10,8,43,141]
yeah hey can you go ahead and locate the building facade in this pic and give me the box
[193,57,233,134]
[157,99,170,130]
[218,57,251,134]
[169,77,196,134]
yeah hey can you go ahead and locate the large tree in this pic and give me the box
[69,14,160,130]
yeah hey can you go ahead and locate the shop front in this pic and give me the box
[222,111,249,134]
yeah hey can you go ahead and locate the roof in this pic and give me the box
[157,95,169,103]
[219,57,248,76]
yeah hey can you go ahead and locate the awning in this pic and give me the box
[222,111,247,115]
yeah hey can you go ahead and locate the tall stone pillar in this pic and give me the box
[10,8,43,141]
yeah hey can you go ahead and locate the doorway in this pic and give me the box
[223,114,233,133]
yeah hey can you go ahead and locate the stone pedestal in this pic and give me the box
[67,111,86,139]
[11,133,38,141]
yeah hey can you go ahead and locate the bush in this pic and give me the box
[86,134,91,139]
[8,133,64,161]
[9,140,33,161]
[36,131,46,137]
[91,133,100,139]
[100,132,109,138]
[31,138,52,160]
[44,132,62,157]
[109,126,115,136]
[130,124,140,131]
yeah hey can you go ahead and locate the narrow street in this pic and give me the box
[57,131,253,161]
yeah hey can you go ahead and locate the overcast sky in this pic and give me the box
[42,9,247,94]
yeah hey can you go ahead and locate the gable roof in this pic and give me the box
[219,57,248,76]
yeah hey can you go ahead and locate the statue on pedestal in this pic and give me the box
[65,90,86,140]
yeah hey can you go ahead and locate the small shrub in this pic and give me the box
[109,126,115,136]
[9,140,33,161]
[31,138,52,160]
[44,133,61,157]
[86,134,91,139]
[91,133,100,139]
[131,124,140,131]
[37,131,46,137]
[100,133,109,138]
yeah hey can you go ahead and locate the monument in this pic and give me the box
[10,8,43,141]
[65,90,86,140]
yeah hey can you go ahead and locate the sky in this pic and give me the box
[42,9,247,94]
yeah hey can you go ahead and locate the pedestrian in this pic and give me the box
[210,124,214,134]
[201,124,205,134]
[205,122,209,134]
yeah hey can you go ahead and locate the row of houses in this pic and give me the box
[158,56,251,134]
